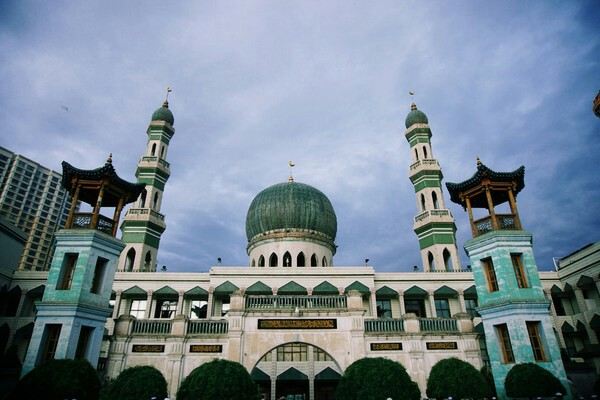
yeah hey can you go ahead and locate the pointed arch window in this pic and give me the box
[428,251,436,271]
[269,253,278,267]
[251,259,256,267]
[432,192,439,209]
[151,143,157,156]
[420,194,426,211]
[140,191,147,208]
[125,248,136,272]
[153,192,159,209]
[160,146,165,158]
[423,145,428,159]
[310,254,318,267]
[443,248,452,271]
[144,251,152,271]
[258,255,265,267]
[415,148,419,161]
[297,252,305,267]
[283,251,292,267]
[322,256,328,267]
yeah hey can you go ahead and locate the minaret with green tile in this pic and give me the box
[118,99,175,272]
[22,157,144,376]
[404,103,461,271]
[446,160,570,399]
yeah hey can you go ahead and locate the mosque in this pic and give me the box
[2,99,599,400]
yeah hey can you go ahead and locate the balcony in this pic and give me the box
[364,318,404,333]
[132,319,172,335]
[409,159,440,173]
[126,318,228,336]
[473,213,519,237]
[419,317,459,332]
[245,295,348,311]
[187,320,229,335]
[139,156,170,174]
[413,209,454,231]
[124,208,166,227]
[71,213,114,235]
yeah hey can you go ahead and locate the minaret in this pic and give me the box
[118,95,175,272]
[404,103,461,271]
[22,156,144,376]
[446,161,570,399]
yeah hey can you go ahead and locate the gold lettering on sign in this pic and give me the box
[426,342,458,350]
[257,319,337,329]
[189,344,222,353]
[370,342,403,351]
[132,344,165,353]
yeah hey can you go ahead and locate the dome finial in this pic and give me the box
[288,160,295,182]
[410,102,417,111]
[476,157,482,166]
[164,86,172,107]
[106,153,113,165]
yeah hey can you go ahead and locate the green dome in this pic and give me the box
[245,181,337,242]
[151,101,174,125]
[405,103,428,128]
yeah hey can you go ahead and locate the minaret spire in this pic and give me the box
[403,103,462,272]
[117,96,175,272]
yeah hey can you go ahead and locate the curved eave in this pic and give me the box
[446,164,525,206]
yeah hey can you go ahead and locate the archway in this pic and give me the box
[252,342,342,400]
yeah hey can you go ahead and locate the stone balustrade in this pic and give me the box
[245,295,347,311]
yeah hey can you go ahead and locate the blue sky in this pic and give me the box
[1,1,598,272]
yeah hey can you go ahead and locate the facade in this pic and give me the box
[0,146,74,271]
[0,102,599,399]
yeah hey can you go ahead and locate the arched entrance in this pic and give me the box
[252,342,342,400]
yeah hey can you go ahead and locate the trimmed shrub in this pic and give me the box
[100,365,168,400]
[505,363,566,398]
[480,365,497,397]
[426,357,491,399]
[7,358,100,400]
[177,359,258,400]
[335,357,420,400]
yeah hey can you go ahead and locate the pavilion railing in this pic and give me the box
[473,214,519,237]
[71,213,114,235]
[364,318,405,333]
[245,295,347,311]
[132,319,172,335]
[419,317,458,332]
[187,319,228,335]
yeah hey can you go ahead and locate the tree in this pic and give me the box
[100,365,168,400]
[426,357,491,399]
[505,363,566,399]
[480,365,497,397]
[7,358,100,400]
[335,357,420,400]
[177,359,259,400]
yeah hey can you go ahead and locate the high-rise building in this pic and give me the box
[0,147,74,271]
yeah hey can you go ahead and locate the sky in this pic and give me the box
[1,1,598,273]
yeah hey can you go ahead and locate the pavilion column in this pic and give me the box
[144,290,154,319]
[206,288,214,318]
[458,290,466,314]
[484,186,499,230]
[465,196,477,237]
[428,291,437,318]
[398,293,406,316]
[112,197,125,237]
[507,188,522,229]
[176,291,185,316]
[65,182,80,228]
[91,180,106,229]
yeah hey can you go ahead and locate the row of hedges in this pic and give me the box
[5,357,571,400]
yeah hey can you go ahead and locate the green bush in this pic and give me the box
[100,365,168,400]
[426,357,491,399]
[335,357,420,400]
[480,365,497,397]
[177,359,258,400]
[7,358,100,400]
[505,363,566,398]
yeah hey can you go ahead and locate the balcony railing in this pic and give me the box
[419,318,459,332]
[245,295,347,311]
[71,213,114,235]
[141,156,170,169]
[126,208,165,220]
[414,209,451,223]
[187,320,228,335]
[364,318,405,333]
[132,319,172,335]
[473,214,519,237]
[409,159,440,172]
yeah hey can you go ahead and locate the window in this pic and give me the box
[269,253,278,267]
[41,324,62,364]
[57,253,78,290]
[435,298,451,318]
[314,347,333,361]
[423,145,428,159]
[129,300,147,319]
[376,299,392,318]
[251,259,256,267]
[277,343,308,361]
[495,324,514,363]
[465,298,479,317]
[432,191,439,209]
[404,299,426,317]
[511,254,528,288]
[91,257,108,294]
[151,143,156,156]
[283,251,292,267]
[144,251,152,271]
[420,194,426,211]
[155,299,177,319]
[140,191,146,208]
[428,252,436,271]
[160,146,165,158]
[415,148,419,161]
[322,256,328,266]
[261,351,273,362]
[527,321,546,361]
[297,252,305,267]
[221,298,230,317]
[443,248,452,271]
[153,192,159,209]
[189,300,208,319]
[482,258,499,292]
[258,255,265,267]
[310,254,317,267]
[75,326,94,359]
